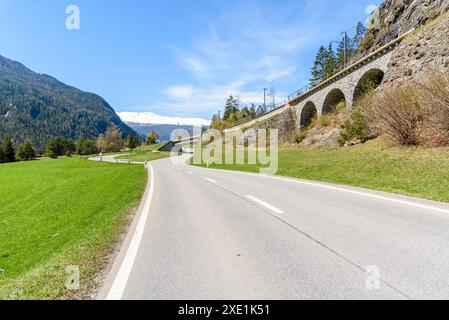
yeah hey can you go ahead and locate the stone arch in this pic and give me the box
[353,68,385,103]
[322,88,346,114]
[300,102,317,128]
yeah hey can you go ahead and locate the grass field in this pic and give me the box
[115,144,170,162]
[0,158,146,299]
[192,139,449,203]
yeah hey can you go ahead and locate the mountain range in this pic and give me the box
[0,54,136,150]
[118,112,209,142]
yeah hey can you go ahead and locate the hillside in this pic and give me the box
[0,54,136,149]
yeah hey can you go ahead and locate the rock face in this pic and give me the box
[352,0,449,62]
[384,11,449,83]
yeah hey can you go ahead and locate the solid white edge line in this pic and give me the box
[106,163,155,300]
[246,195,284,214]
[196,166,449,215]
[272,177,449,215]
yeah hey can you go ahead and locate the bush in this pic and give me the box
[364,73,449,147]
[339,94,373,145]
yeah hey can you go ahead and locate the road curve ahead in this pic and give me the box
[103,158,449,300]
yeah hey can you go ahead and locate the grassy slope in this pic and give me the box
[192,139,449,203]
[115,144,170,162]
[0,158,146,299]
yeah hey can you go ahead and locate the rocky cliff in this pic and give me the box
[353,0,449,61]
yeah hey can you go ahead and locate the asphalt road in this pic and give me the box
[102,157,449,300]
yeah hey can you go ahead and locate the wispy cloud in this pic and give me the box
[148,0,362,117]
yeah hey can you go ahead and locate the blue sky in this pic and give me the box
[0,0,380,120]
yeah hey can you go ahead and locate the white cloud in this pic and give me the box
[148,1,335,117]
[165,85,195,100]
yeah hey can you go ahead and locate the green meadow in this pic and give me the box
[0,158,146,299]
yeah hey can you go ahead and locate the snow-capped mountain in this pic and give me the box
[118,112,210,127]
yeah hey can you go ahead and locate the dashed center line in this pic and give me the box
[186,171,194,175]
[246,195,284,214]
[204,178,218,184]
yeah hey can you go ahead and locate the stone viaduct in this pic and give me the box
[225,30,413,132]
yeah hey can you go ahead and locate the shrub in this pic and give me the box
[339,107,371,145]
[339,93,373,145]
[364,72,449,147]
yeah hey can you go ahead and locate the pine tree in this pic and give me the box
[324,43,338,80]
[256,104,267,117]
[0,144,4,163]
[249,103,257,119]
[352,22,366,51]
[3,137,16,163]
[16,139,36,161]
[223,95,239,121]
[126,134,139,149]
[310,46,327,86]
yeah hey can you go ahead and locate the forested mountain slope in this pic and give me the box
[0,54,135,149]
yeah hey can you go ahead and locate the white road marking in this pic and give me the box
[246,195,284,214]
[196,166,449,216]
[273,177,449,215]
[204,178,218,184]
[106,163,155,300]
[186,171,194,175]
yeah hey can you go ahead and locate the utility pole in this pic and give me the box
[263,88,267,108]
[342,31,348,69]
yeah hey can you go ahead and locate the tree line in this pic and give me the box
[310,22,366,86]
[0,125,161,164]
[210,95,270,130]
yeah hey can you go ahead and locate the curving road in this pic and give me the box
[99,157,449,300]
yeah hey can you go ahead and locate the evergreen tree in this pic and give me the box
[324,43,338,80]
[76,137,98,155]
[352,22,366,51]
[3,137,16,163]
[336,35,353,70]
[126,134,139,149]
[0,144,4,163]
[45,138,74,158]
[310,46,327,86]
[249,103,257,119]
[223,95,239,121]
[256,104,267,117]
[16,139,36,161]
[146,131,159,145]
